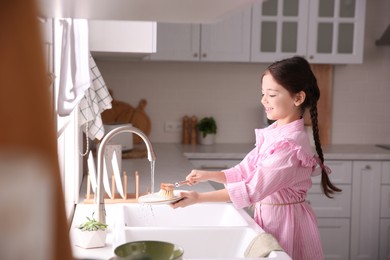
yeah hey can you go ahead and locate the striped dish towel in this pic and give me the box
[78,54,112,141]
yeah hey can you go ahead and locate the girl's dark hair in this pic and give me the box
[265,56,341,198]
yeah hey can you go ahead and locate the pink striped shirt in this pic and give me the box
[224,118,323,260]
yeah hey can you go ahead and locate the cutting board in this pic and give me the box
[130,99,151,144]
[303,64,332,145]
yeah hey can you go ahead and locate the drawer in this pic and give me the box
[308,184,351,218]
[189,159,241,170]
[317,218,350,260]
[380,219,390,260]
[381,185,390,218]
[382,161,390,184]
[312,160,352,184]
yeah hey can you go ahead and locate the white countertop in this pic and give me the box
[321,144,390,160]
[177,143,390,161]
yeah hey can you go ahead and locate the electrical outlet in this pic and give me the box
[164,121,182,132]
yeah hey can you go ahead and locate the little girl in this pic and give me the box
[171,56,341,260]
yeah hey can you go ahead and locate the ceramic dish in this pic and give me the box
[138,190,184,204]
[114,240,184,260]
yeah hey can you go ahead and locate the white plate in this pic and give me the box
[138,190,184,204]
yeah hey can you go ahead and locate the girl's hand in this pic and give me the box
[170,191,199,209]
[185,170,211,185]
[185,170,227,185]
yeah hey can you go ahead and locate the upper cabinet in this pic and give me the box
[89,20,157,58]
[251,0,309,62]
[251,0,366,64]
[307,0,366,64]
[146,0,366,64]
[149,7,251,62]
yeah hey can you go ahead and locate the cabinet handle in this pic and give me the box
[193,53,198,58]
[309,55,314,60]
[364,165,371,170]
[202,53,207,58]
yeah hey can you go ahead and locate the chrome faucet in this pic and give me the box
[95,125,156,224]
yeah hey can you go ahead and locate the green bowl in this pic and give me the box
[114,240,184,260]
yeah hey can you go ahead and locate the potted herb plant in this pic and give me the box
[197,116,217,145]
[73,215,108,249]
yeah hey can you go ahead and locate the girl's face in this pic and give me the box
[261,73,305,126]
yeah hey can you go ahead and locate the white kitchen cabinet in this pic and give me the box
[308,160,352,260]
[308,184,351,218]
[380,161,390,260]
[89,20,156,57]
[380,219,390,260]
[149,7,251,62]
[307,0,366,64]
[317,218,350,260]
[251,0,309,62]
[350,161,381,260]
[251,0,366,64]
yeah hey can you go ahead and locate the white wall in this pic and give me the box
[96,61,266,143]
[96,0,390,145]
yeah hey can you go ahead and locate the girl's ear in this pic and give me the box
[294,91,306,106]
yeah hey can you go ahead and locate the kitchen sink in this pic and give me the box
[115,203,249,227]
[71,203,291,259]
[111,203,292,259]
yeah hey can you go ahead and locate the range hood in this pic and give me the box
[376,24,390,46]
[38,0,261,23]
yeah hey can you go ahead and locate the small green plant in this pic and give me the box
[197,117,217,138]
[78,216,108,232]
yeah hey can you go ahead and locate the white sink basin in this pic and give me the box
[71,203,291,259]
[111,203,292,259]
[116,203,250,227]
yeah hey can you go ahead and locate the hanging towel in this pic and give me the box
[244,232,284,258]
[57,19,91,117]
[78,54,112,141]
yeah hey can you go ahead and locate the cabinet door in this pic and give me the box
[307,0,366,64]
[201,7,251,62]
[380,219,390,260]
[312,160,352,185]
[308,184,351,218]
[350,161,381,260]
[251,0,309,62]
[149,24,200,61]
[318,218,350,260]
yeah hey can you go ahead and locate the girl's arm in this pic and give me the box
[170,189,230,209]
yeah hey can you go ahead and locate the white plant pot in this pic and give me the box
[199,134,215,145]
[73,228,107,249]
